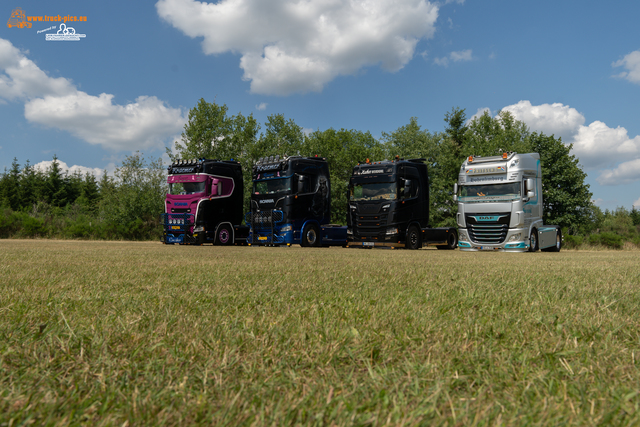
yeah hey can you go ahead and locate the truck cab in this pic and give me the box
[247,155,346,246]
[347,158,457,249]
[163,159,246,245]
[455,152,562,252]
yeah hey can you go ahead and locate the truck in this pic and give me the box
[246,155,347,246]
[162,158,249,245]
[454,152,562,252]
[346,158,458,249]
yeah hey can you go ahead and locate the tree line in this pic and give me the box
[0,154,166,240]
[2,98,639,246]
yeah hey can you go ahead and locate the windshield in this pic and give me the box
[254,177,292,195]
[350,182,397,201]
[458,182,521,201]
[169,181,206,195]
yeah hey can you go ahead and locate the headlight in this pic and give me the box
[508,233,522,242]
[347,228,353,235]
[350,205,356,210]
[386,227,398,235]
[382,204,390,210]
[280,225,292,232]
[458,230,468,241]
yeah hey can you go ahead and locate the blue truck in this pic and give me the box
[246,155,347,247]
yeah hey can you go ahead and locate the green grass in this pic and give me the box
[1,240,640,426]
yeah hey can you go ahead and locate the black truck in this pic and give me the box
[162,159,249,245]
[247,155,347,246]
[347,158,458,249]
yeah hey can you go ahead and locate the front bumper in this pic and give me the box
[458,228,528,252]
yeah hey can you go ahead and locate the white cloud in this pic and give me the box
[0,37,186,152]
[596,158,640,186]
[255,102,268,111]
[433,57,449,67]
[502,100,584,142]
[434,49,472,67]
[571,121,640,170]
[450,49,472,62]
[33,159,105,179]
[0,38,75,100]
[612,50,640,84]
[634,197,640,208]
[25,93,186,151]
[156,0,439,95]
[502,101,640,171]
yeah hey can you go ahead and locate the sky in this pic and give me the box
[1,0,640,211]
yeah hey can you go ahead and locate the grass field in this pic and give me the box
[1,240,640,426]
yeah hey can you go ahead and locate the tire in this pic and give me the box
[543,228,562,252]
[301,223,321,247]
[528,228,539,252]
[437,230,458,250]
[215,224,233,245]
[406,225,422,250]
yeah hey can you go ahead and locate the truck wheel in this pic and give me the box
[543,228,562,252]
[528,228,539,252]
[302,224,320,247]
[406,225,421,250]
[437,231,458,250]
[215,224,233,245]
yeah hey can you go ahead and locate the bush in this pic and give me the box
[600,232,623,249]
[588,232,623,249]
[0,209,20,237]
[64,216,94,239]
[563,234,583,249]
[20,215,46,237]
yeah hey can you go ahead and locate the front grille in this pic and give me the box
[354,213,387,238]
[465,213,510,244]
[246,210,285,244]
[248,210,284,230]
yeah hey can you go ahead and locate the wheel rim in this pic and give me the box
[531,232,536,249]
[219,229,230,244]
[307,229,317,245]
[410,230,418,247]
[556,234,561,249]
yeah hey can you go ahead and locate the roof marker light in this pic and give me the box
[468,156,473,163]
[502,152,508,159]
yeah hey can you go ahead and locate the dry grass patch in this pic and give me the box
[1,240,640,425]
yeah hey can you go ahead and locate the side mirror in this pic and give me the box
[525,178,535,199]
[296,174,306,193]
[453,184,458,202]
[211,178,220,196]
[404,179,412,198]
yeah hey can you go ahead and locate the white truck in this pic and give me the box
[454,152,562,252]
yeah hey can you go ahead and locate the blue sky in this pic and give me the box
[2,0,640,211]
